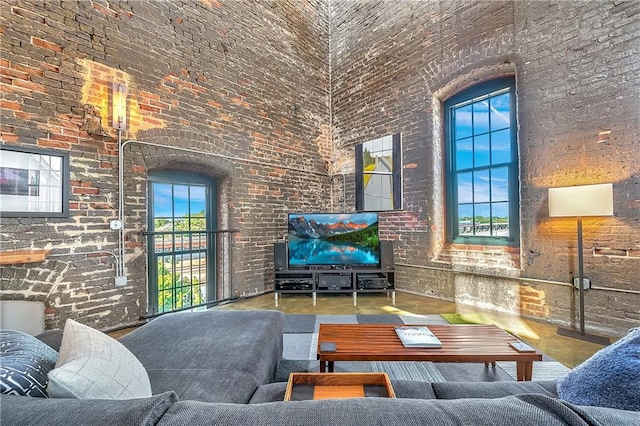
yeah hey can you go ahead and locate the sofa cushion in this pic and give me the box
[0,330,58,397]
[249,382,288,403]
[147,369,260,404]
[48,319,152,399]
[120,310,285,402]
[157,394,615,426]
[35,329,64,352]
[0,391,178,426]
[557,327,640,411]
[433,380,558,399]
[389,379,437,399]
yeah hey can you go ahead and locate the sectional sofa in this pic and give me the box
[1,309,638,425]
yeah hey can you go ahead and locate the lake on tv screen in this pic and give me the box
[289,239,379,265]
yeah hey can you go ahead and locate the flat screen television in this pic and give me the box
[287,212,380,267]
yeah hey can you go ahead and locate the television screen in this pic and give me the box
[287,212,380,267]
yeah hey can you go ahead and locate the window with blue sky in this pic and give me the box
[445,77,519,246]
[147,171,216,314]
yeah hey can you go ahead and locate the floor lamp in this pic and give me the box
[548,183,613,345]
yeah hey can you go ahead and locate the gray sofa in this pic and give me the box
[2,310,638,425]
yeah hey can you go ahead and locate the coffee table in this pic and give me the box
[317,323,542,381]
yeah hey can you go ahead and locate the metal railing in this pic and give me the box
[141,229,239,314]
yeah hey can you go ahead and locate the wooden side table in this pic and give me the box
[284,372,395,401]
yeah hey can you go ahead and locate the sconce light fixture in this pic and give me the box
[548,183,613,345]
[112,82,127,130]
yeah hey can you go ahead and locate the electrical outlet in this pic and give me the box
[109,220,123,230]
[115,276,128,287]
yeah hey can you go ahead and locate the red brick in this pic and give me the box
[13,80,45,93]
[73,187,100,195]
[0,66,29,80]
[38,139,70,149]
[91,203,112,209]
[11,63,44,77]
[0,100,21,111]
[139,104,160,113]
[93,3,117,18]
[31,37,63,52]
[0,134,19,143]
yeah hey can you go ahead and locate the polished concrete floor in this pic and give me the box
[217,290,611,369]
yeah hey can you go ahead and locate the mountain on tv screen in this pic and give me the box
[287,212,379,267]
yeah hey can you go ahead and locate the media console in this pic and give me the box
[273,242,395,307]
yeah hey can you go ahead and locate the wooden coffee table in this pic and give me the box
[317,324,542,381]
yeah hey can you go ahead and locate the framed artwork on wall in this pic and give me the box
[0,145,70,217]
[355,133,403,211]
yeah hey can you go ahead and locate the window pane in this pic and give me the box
[491,167,509,202]
[362,141,375,169]
[492,202,509,236]
[456,138,473,170]
[458,204,473,235]
[370,137,382,153]
[455,104,473,140]
[474,134,490,168]
[473,170,490,203]
[457,172,473,203]
[190,186,207,231]
[473,100,490,135]
[364,174,393,210]
[153,183,173,217]
[474,203,491,235]
[173,185,189,217]
[382,135,393,151]
[490,93,510,131]
[491,129,511,164]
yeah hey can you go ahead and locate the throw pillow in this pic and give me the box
[47,319,152,399]
[0,330,58,397]
[557,327,640,411]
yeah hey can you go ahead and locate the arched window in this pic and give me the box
[444,77,519,246]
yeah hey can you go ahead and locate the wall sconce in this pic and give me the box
[548,183,613,345]
[112,82,127,130]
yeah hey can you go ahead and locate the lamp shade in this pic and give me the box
[548,183,613,217]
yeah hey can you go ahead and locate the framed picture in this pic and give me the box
[355,133,403,211]
[0,145,70,217]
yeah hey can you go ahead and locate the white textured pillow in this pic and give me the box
[47,319,151,399]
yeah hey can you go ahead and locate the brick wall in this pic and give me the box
[330,0,639,337]
[1,0,638,336]
[1,0,330,330]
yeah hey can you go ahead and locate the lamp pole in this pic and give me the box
[577,217,585,336]
[556,215,610,345]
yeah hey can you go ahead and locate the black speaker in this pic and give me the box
[379,240,394,269]
[274,243,287,270]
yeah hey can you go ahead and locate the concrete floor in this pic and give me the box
[216,290,611,369]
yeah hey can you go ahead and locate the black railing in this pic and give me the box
[459,223,509,236]
[141,229,239,314]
